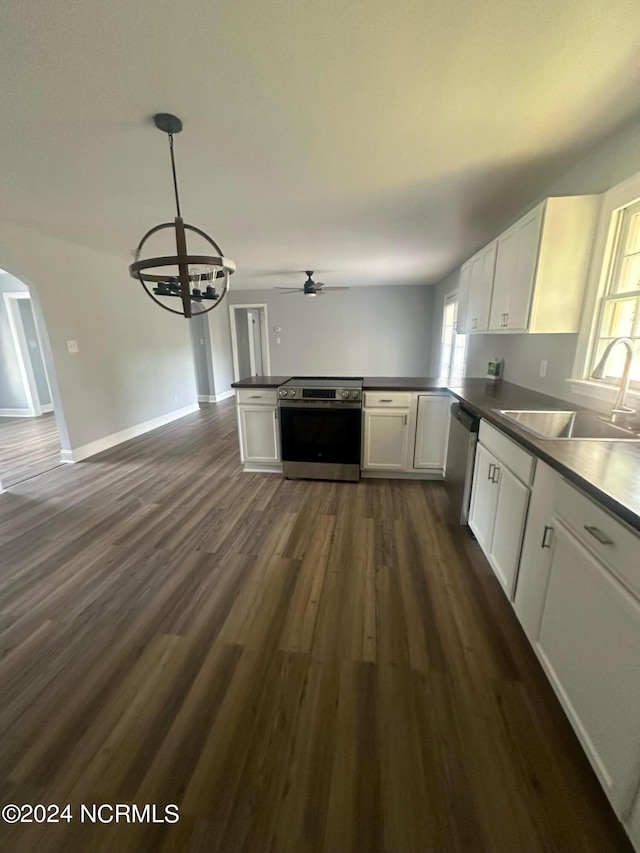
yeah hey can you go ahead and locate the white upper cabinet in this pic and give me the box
[490,204,544,331]
[464,241,497,332]
[460,194,600,335]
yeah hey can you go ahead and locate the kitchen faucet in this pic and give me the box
[590,337,637,425]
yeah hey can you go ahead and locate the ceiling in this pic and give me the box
[2,0,640,291]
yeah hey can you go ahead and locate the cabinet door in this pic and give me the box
[238,405,279,463]
[506,204,544,330]
[466,242,496,332]
[536,519,640,816]
[413,395,450,469]
[457,261,471,333]
[488,463,530,598]
[468,443,500,554]
[490,226,517,330]
[362,410,409,470]
[514,460,560,641]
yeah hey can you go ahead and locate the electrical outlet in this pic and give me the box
[173,394,178,403]
[66,340,79,354]
[539,360,548,378]
[276,337,281,345]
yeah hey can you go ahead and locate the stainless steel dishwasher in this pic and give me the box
[444,402,480,525]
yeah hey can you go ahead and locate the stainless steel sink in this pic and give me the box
[493,409,640,441]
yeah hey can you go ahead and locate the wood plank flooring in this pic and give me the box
[0,412,61,488]
[0,400,632,852]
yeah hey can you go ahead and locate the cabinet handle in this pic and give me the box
[491,465,500,483]
[505,312,509,325]
[487,463,495,480]
[472,318,478,329]
[584,525,613,546]
[250,395,263,399]
[404,414,407,426]
[379,398,393,403]
[541,525,553,549]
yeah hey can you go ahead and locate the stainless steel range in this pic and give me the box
[278,377,363,481]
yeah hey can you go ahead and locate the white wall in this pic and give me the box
[432,112,640,402]
[228,285,435,377]
[0,220,197,457]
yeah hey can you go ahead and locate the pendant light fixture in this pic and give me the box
[129,113,236,319]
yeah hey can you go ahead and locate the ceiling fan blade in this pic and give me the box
[277,289,303,294]
[321,287,350,291]
[274,287,302,291]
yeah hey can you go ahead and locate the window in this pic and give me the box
[439,293,467,383]
[591,198,640,387]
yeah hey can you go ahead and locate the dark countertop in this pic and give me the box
[448,379,640,534]
[232,376,291,388]
[363,376,447,391]
[230,375,640,530]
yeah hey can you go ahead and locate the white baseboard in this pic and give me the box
[59,403,200,463]
[197,389,236,403]
[214,389,236,402]
[0,408,34,418]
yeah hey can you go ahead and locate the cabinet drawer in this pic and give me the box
[554,479,640,599]
[479,420,535,485]
[363,391,411,409]
[237,388,277,406]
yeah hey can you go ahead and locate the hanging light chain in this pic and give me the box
[168,132,182,219]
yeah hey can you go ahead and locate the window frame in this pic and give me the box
[439,289,467,384]
[570,168,640,406]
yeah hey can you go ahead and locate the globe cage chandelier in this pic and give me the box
[128,113,236,319]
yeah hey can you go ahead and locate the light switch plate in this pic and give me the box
[66,340,79,353]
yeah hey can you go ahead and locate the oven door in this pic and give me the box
[279,401,362,481]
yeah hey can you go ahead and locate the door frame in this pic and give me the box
[229,303,271,381]
[2,291,52,417]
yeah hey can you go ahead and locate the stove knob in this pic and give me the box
[290,389,296,396]
[351,390,359,399]
[280,388,288,397]
[342,390,350,399]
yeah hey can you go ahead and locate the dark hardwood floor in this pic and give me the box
[0,400,632,852]
[0,412,62,488]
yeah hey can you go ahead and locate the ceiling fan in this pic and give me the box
[275,271,349,297]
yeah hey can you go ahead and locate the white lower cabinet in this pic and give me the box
[535,516,640,817]
[361,391,450,476]
[237,396,280,469]
[513,460,561,642]
[468,424,533,597]
[362,409,409,470]
[413,394,450,469]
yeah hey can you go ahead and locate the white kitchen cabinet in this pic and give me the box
[513,460,561,641]
[469,443,500,554]
[488,195,599,333]
[413,394,450,470]
[469,422,534,597]
[490,204,544,331]
[465,240,497,332]
[535,517,640,817]
[362,409,409,471]
[238,404,280,465]
[236,388,280,470]
[488,464,530,596]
